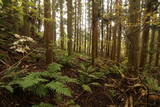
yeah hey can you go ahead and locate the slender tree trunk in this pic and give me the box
[21,0,31,36]
[87,1,92,55]
[44,0,54,64]
[117,0,122,62]
[100,0,104,56]
[140,0,152,68]
[67,0,73,56]
[149,29,156,65]
[78,0,82,53]
[111,22,117,60]
[84,0,87,53]
[52,0,56,45]
[105,0,110,58]
[92,0,99,65]
[60,0,64,50]
[155,30,160,66]
[38,0,42,32]
[73,0,77,52]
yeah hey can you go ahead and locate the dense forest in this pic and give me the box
[0,0,160,107]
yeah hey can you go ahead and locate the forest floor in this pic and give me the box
[0,34,160,107]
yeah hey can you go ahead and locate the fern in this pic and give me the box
[145,76,160,91]
[46,81,72,97]
[47,63,62,72]
[10,73,48,89]
[31,84,49,97]
[56,76,77,84]
[0,63,77,106]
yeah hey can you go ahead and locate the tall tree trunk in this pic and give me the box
[84,0,87,53]
[87,1,92,55]
[52,0,56,45]
[67,0,73,56]
[92,0,99,65]
[44,0,54,64]
[155,30,160,66]
[117,0,122,62]
[111,22,117,60]
[105,0,110,58]
[78,0,82,53]
[38,0,42,32]
[140,0,152,69]
[149,29,156,65]
[21,0,31,36]
[100,0,104,56]
[128,0,140,73]
[73,0,77,52]
[60,0,64,50]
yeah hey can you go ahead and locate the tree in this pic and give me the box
[155,30,160,66]
[92,0,99,65]
[21,0,31,36]
[52,0,57,45]
[140,0,152,69]
[100,0,104,55]
[117,0,122,62]
[60,0,64,50]
[44,0,54,64]
[128,0,140,73]
[67,0,73,56]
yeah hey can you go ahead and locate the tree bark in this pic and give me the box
[140,0,152,69]
[60,0,64,50]
[44,0,54,64]
[155,30,160,66]
[92,0,99,65]
[128,0,140,73]
[67,0,73,56]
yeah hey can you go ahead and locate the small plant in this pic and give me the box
[0,63,78,106]
[9,63,77,97]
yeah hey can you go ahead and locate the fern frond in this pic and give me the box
[40,71,61,78]
[48,63,62,72]
[46,81,72,97]
[10,73,48,89]
[56,76,77,84]
[31,84,49,97]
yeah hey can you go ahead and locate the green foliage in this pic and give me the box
[10,72,48,89]
[145,76,160,91]
[82,84,92,93]
[57,55,74,66]
[108,64,126,75]
[46,81,72,97]
[8,63,76,97]
[0,84,13,93]
[32,102,53,107]
[47,63,62,72]
[0,63,77,106]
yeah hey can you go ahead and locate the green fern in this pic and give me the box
[10,72,48,89]
[31,84,49,97]
[46,81,72,97]
[0,63,77,106]
[47,63,62,72]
